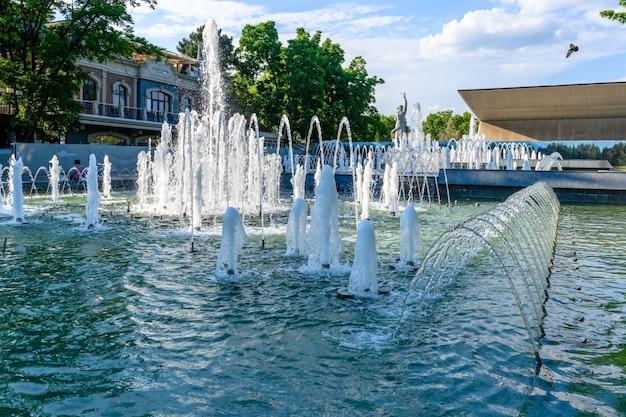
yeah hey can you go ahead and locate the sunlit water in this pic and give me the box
[1,194,624,416]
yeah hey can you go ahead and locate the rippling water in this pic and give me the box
[1,194,624,416]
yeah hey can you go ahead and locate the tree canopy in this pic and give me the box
[0,0,161,142]
[180,22,386,143]
[600,1,626,23]
[422,110,474,141]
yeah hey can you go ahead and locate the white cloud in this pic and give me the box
[128,0,626,117]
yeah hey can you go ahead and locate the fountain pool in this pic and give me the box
[1,192,625,416]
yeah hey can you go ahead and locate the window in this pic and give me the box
[82,78,96,101]
[148,90,171,114]
[113,84,128,108]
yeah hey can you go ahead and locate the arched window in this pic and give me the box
[82,78,96,101]
[113,83,128,108]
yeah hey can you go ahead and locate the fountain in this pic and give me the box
[10,156,25,223]
[134,20,283,225]
[359,153,374,220]
[216,206,247,275]
[285,197,307,256]
[49,156,61,204]
[0,163,3,212]
[398,204,422,267]
[402,181,559,366]
[302,164,342,271]
[340,219,378,298]
[84,154,101,228]
[102,155,112,199]
[1,17,624,416]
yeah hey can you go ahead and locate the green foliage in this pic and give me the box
[233,21,285,128]
[0,0,161,142]
[452,112,473,138]
[422,110,451,140]
[182,22,384,143]
[539,142,626,167]
[602,143,626,166]
[422,110,474,141]
[540,143,601,159]
[177,25,237,111]
[600,0,626,24]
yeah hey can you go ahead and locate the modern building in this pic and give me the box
[458,81,626,142]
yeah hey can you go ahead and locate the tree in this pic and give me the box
[177,25,237,113]
[601,1,626,24]
[441,117,459,142]
[176,22,383,143]
[0,0,161,142]
[283,27,383,142]
[422,110,474,141]
[452,112,473,138]
[232,21,285,129]
[603,143,626,166]
[422,110,452,140]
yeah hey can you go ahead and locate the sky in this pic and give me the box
[129,0,626,119]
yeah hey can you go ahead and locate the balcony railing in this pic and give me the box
[78,100,178,125]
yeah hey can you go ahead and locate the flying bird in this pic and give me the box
[566,43,579,58]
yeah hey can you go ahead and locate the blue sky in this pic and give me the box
[130,0,626,119]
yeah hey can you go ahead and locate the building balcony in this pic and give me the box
[78,100,179,130]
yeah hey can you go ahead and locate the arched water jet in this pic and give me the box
[400,181,560,367]
[333,117,359,228]
[305,116,324,174]
[278,114,303,200]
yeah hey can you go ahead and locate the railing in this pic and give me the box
[78,100,178,125]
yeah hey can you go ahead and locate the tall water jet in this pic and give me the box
[49,155,61,204]
[216,206,247,275]
[285,197,307,256]
[291,164,306,200]
[360,154,374,220]
[305,165,341,270]
[382,160,400,216]
[11,156,24,223]
[85,154,101,228]
[399,205,422,267]
[0,163,4,211]
[102,155,111,199]
[342,219,378,297]
[134,19,282,218]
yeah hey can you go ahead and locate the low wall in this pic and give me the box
[281,169,626,204]
[8,143,147,176]
[440,169,626,204]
